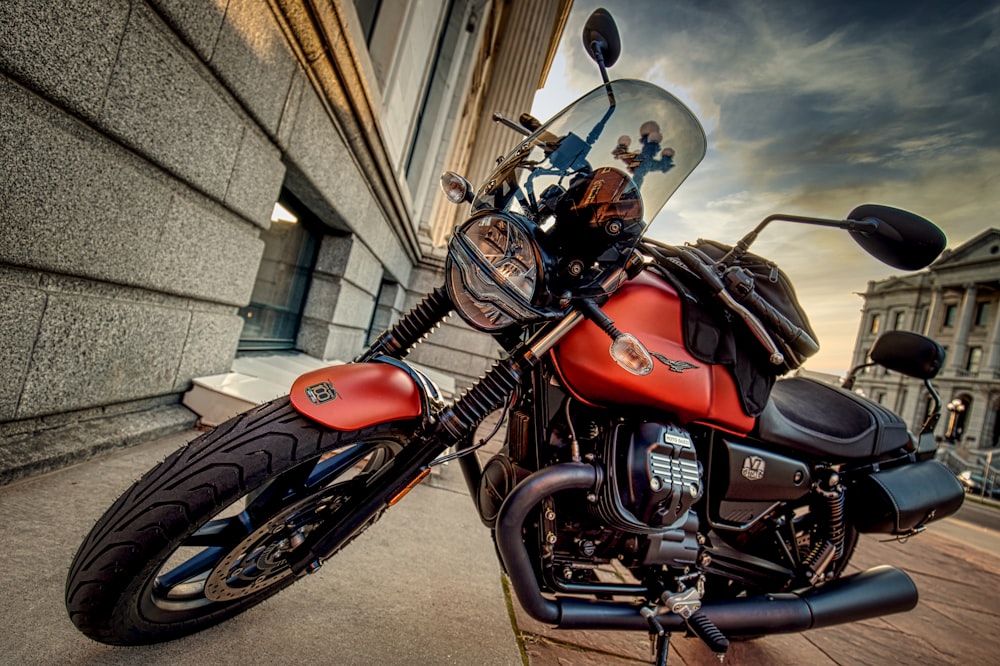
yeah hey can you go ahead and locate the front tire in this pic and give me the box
[65,397,415,645]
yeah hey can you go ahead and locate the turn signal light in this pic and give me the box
[440,172,473,204]
[609,334,653,376]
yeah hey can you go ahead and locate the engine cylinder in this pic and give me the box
[593,422,703,534]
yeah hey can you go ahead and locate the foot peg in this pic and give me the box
[641,574,728,663]
[686,610,729,657]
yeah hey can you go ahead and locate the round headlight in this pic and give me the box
[446,214,543,331]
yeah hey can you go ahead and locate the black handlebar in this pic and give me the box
[723,267,820,359]
[642,240,817,367]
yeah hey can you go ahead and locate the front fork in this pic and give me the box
[287,283,581,575]
[354,285,585,506]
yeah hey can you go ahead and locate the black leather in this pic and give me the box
[849,459,965,534]
[757,377,910,459]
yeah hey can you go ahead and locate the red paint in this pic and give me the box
[290,363,423,431]
[551,272,754,435]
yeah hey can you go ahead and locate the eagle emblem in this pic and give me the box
[650,352,699,374]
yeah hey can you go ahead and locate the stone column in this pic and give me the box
[948,284,978,372]
[984,298,1000,375]
[923,286,942,336]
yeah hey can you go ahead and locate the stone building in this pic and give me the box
[850,228,1000,450]
[0,0,571,482]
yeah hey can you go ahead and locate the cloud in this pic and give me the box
[532,0,999,373]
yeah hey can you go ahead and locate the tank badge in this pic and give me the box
[305,381,337,404]
[650,352,699,373]
[741,455,766,481]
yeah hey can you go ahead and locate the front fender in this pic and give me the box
[289,358,438,431]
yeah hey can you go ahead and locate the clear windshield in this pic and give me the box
[472,80,707,234]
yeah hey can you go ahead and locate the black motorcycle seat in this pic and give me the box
[757,377,911,460]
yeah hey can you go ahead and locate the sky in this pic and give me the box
[531,0,1000,375]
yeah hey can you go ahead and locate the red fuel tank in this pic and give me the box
[550,272,754,435]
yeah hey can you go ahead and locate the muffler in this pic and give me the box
[495,463,918,635]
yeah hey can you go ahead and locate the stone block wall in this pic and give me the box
[0,0,411,452]
[0,0,567,481]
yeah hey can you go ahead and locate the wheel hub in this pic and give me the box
[204,489,352,601]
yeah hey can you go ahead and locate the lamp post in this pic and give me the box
[982,449,994,500]
[946,398,966,444]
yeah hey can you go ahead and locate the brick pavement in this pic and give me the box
[513,525,1000,664]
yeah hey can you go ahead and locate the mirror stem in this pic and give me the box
[589,41,616,107]
[719,214,881,266]
[920,378,942,435]
[492,112,531,136]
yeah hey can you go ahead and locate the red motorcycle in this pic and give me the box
[66,10,964,663]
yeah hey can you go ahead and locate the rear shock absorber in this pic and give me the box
[803,470,846,582]
[818,470,847,559]
[357,286,453,362]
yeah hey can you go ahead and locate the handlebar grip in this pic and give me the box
[739,288,819,359]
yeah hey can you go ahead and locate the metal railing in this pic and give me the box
[938,446,1000,499]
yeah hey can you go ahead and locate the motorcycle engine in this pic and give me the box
[476,418,704,571]
[592,422,703,566]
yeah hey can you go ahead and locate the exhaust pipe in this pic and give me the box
[495,463,918,635]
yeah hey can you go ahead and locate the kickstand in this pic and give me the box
[642,607,671,665]
[652,632,670,666]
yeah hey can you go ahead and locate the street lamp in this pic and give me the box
[945,398,966,443]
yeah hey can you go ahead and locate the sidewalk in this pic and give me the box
[0,429,522,666]
[2,425,998,665]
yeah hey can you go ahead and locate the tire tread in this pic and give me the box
[65,397,411,644]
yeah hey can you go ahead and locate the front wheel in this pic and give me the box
[65,397,415,645]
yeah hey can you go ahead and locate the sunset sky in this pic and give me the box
[532,0,999,375]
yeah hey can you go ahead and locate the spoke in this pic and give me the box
[244,473,310,524]
[155,547,226,595]
[184,515,252,548]
[305,445,378,488]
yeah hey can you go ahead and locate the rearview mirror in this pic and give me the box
[847,204,946,271]
[869,331,946,380]
[582,8,621,68]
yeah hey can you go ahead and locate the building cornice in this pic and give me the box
[270,0,422,265]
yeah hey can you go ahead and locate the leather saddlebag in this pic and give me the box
[850,459,965,534]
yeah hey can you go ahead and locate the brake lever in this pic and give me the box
[671,247,785,366]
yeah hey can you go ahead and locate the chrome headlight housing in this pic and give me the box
[445,213,545,331]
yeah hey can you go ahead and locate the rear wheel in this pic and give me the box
[65,397,415,645]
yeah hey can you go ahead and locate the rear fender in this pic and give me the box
[289,357,441,431]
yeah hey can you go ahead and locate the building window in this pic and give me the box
[892,311,905,330]
[364,0,408,88]
[975,301,991,327]
[405,0,464,194]
[869,313,880,334]
[990,398,1000,448]
[943,304,957,327]
[238,193,321,352]
[873,390,886,405]
[967,346,983,373]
